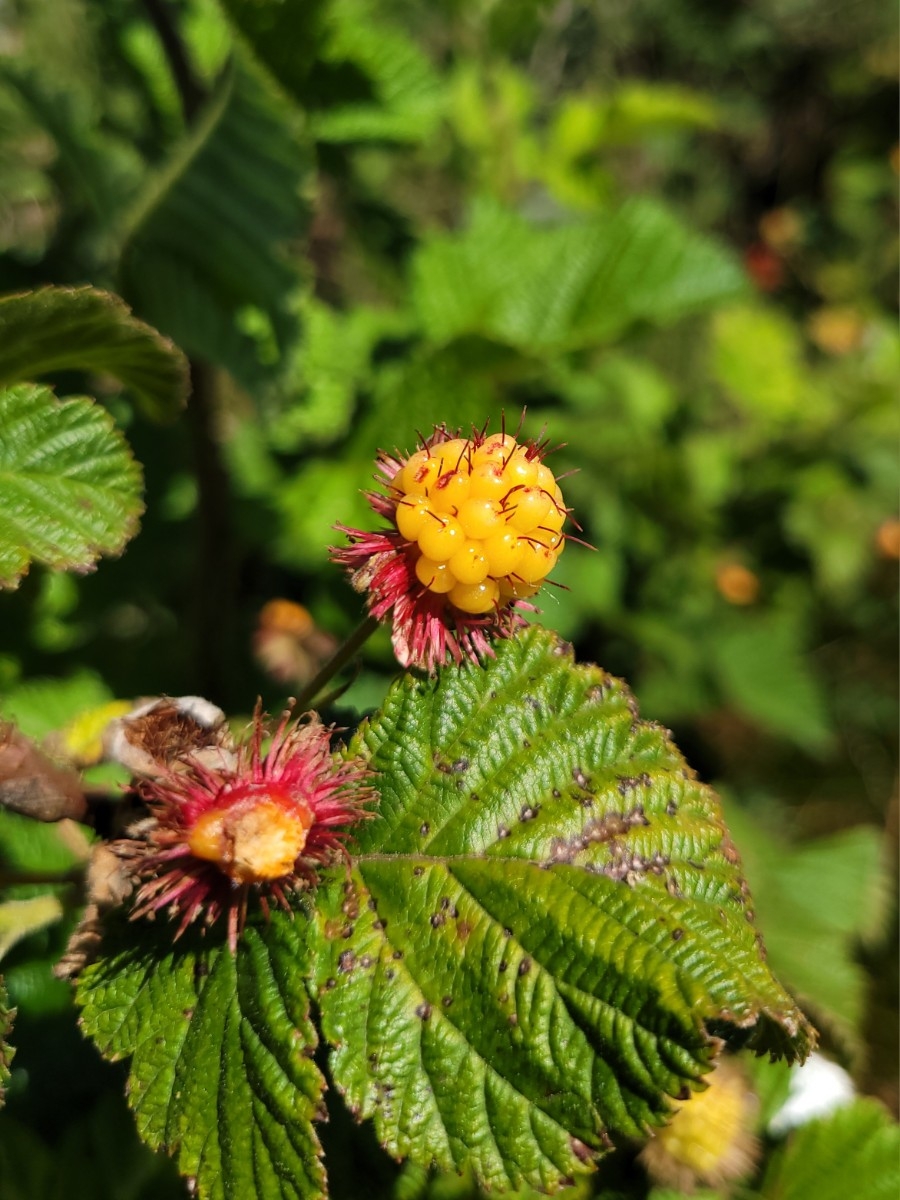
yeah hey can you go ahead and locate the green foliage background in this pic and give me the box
[0,0,896,1196]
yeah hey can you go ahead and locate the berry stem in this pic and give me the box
[292,615,380,710]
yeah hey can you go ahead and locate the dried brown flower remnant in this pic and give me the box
[0,721,86,822]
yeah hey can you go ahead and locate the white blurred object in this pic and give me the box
[768,1052,856,1136]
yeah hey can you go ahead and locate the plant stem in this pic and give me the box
[140,0,206,120]
[186,360,237,704]
[293,615,379,711]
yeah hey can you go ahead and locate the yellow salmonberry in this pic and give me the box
[449,541,490,585]
[415,556,456,592]
[449,578,499,613]
[385,429,568,614]
[395,498,434,540]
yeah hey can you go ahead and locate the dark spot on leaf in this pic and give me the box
[419,823,429,836]
[745,909,755,923]
[392,949,403,959]
[586,684,606,701]
[182,1008,194,1020]
[518,957,532,977]
[671,928,684,942]
[552,788,561,798]
[721,836,742,865]
[677,1085,691,1101]
[456,919,472,941]
[687,859,704,871]
[570,1138,592,1162]
[450,758,468,773]
[413,867,424,877]
[497,824,510,839]
[572,767,589,789]
[440,897,450,909]
[498,960,507,973]
[520,804,538,822]
[338,950,356,973]
[430,913,445,928]
[522,738,531,749]
[373,919,385,931]
[470,792,479,801]
[503,927,513,938]
[369,1052,378,1064]
[508,1013,518,1026]
[359,955,374,969]
[666,799,678,816]
[617,774,651,795]
[385,968,395,981]
[415,1003,432,1020]
[324,977,336,990]
[442,996,453,1007]
[367,898,377,911]
[342,926,354,939]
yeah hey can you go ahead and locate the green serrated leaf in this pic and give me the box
[0,383,143,589]
[314,627,812,1193]
[0,287,188,422]
[761,1098,900,1200]
[118,56,311,393]
[0,976,14,1108]
[222,0,444,144]
[76,913,326,1200]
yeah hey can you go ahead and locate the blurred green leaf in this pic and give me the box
[0,384,143,590]
[77,916,325,1200]
[222,0,444,144]
[711,304,813,423]
[315,627,812,1194]
[119,57,311,392]
[0,287,188,421]
[0,669,114,741]
[710,610,831,751]
[724,808,890,1059]
[760,1098,900,1200]
[0,1093,186,1200]
[0,896,64,962]
[412,197,747,350]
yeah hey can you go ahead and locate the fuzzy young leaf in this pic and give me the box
[76,914,325,1200]
[0,384,143,589]
[0,287,188,422]
[314,626,811,1193]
